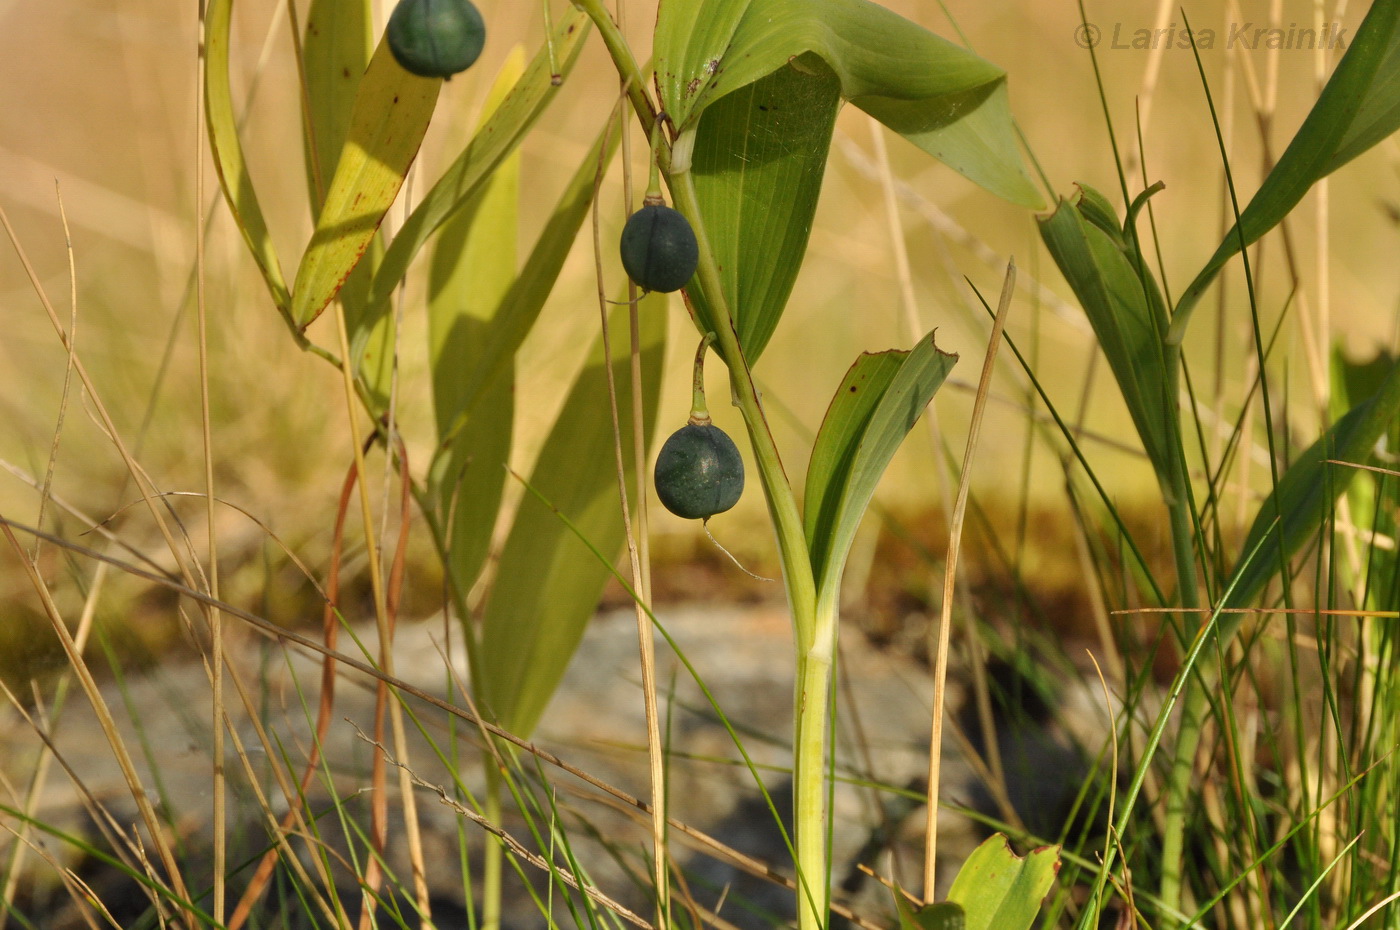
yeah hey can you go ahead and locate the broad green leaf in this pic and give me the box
[894,890,965,930]
[945,834,1059,930]
[291,37,440,327]
[435,120,621,448]
[654,0,1040,207]
[1170,0,1400,341]
[477,297,667,737]
[426,50,525,600]
[687,62,841,363]
[302,0,373,212]
[1221,356,1400,619]
[204,0,291,313]
[803,331,956,601]
[1038,191,1176,490]
[361,9,590,317]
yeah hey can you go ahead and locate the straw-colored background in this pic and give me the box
[1,0,1395,609]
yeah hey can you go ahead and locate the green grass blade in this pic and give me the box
[654,0,1040,206]
[290,35,441,327]
[1222,356,1400,615]
[363,9,590,316]
[302,0,373,213]
[427,50,525,606]
[1170,0,1400,338]
[802,331,956,601]
[687,62,840,363]
[1038,191,1176,490]
[945,835,1058,930]
[477,296,667,738]
[204,0,291,314]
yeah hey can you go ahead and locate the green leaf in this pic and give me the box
[803,331,956,601]
[362,9,590,317]
[426,50,525,600]
[204,0,291,314]
[434,119,621,451]
[290,35,440,327]
[301,0,391,400]
[655,0,1040,207]
[894,890,966,930]
[303,0,373,213]
[476,297,667,737]
[1222,356,1400,616]
[945,834,1059,930]
[1170,0,1400,341]
[1038,191,1176,489]
[687,61,841,363]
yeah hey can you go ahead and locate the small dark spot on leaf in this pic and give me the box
[392,94,400,104]
[758,104,769,111]
[342,67,351,78]
[568,23,577,34]
[849,385,857,392]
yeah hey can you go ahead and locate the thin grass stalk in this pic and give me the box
[329,299,432,928]
[227,457,360,930]
[923,260,1015,898]
[591,91,669,928]
[192,14,228,920]
[0,522,197,921]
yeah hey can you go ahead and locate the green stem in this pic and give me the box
[689,332,716,424]
[482,764,504,930]
[670,152,826,930]
[1157,344,1203,925]
[571,5,828,924]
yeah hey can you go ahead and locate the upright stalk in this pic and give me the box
[668,117,827,930]
[572,5,829,924]
[1156,344,1204,924]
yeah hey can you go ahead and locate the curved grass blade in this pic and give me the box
[803,331,956,600]
[1170,0,1400,340]
[945,835,1058,930]
[290,36,440,327]
[1221,356,1400,619]
[687,61,840,363]
[361,9,590,317]
[205,0,291,314]
[655,0,1040,206]
[426,50,525,602]
[477,297,667,738]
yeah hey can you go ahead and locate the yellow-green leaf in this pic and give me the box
[204,0,290,314]
[291,36,440,327]
[362,9,591,316]
[426,49,525,599]
[302,0,373,212]
[946,834,1059,930]
[477,297,666,738]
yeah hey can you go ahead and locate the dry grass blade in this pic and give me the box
[0,522,195,919]
[923,257,1015,901]
[350,723,654,930]
[226,454,359,930]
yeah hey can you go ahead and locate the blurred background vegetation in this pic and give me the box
[0,0,1396,685]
